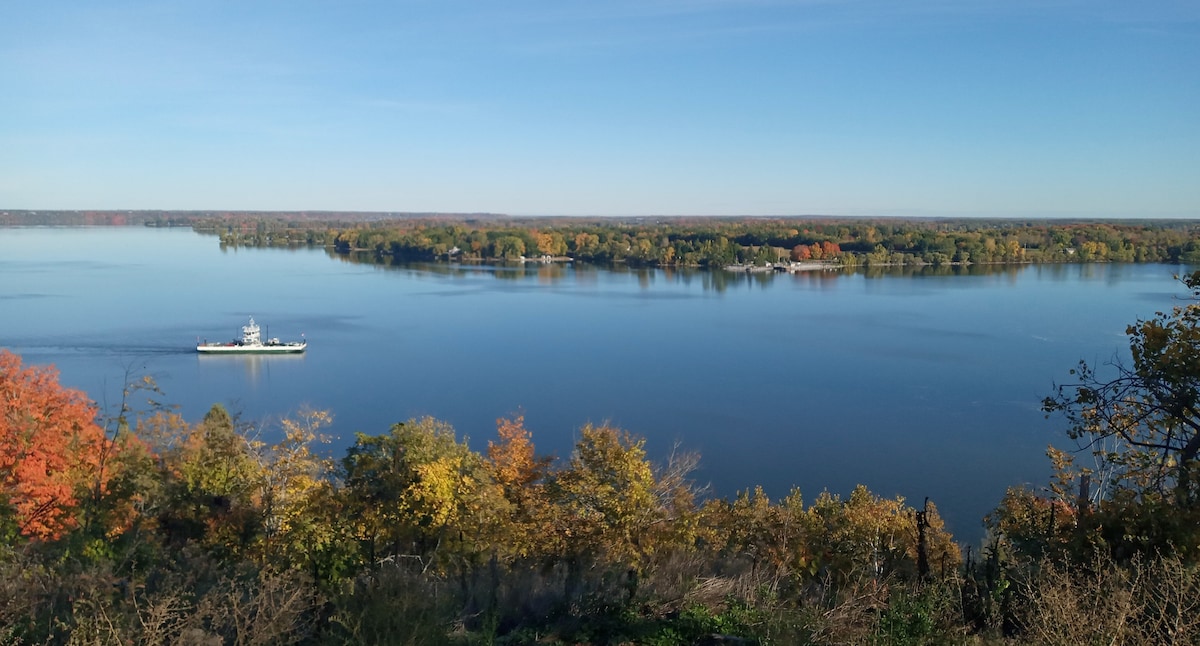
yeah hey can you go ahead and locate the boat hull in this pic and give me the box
[196,342,307,354]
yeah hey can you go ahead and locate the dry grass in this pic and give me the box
[0,551,320,646]
[1015,552,1200,646]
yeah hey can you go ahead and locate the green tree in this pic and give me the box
[156,404,265,557]
[493,235,526,259]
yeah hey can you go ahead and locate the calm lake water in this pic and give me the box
[1,226,1189,543]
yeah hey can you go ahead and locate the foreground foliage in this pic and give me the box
[1,350,965,643]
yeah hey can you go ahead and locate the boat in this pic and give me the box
[196,317,306,354]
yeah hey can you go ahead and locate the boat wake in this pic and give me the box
[7,343,194,357]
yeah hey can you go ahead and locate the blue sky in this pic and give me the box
[2,1,1197,217]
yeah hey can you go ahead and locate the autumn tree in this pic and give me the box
[1045,272,1200,500]
[548,423,659,590]
[74,372,180,558]
[699,486,818,578]
[986,484,1079,562]
[646,442,704,552]
[534,231,567,257]
[342,417,507,574]
[0,350,108,540]
[251,408,352,581]
[486,414,553,559]
[1042,271,1200,558]
[154,404,266,557]
[808,486,959,582]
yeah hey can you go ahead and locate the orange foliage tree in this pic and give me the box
[0,350,108,540]
[487,414,554,559]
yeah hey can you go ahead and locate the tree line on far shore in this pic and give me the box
[195,215,1200,268]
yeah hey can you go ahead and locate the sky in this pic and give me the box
[1,0,1197,217]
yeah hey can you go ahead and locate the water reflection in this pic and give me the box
[324,248,1102,292]
[789,271,842,291]
[537,264,566,284]
[320,248,1192,308]
[197,353,305,382]
[857,263,1024,280]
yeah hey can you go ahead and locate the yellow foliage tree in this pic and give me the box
[249,408,351,579]
[550,424,659,570]
[342,417,508,574]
